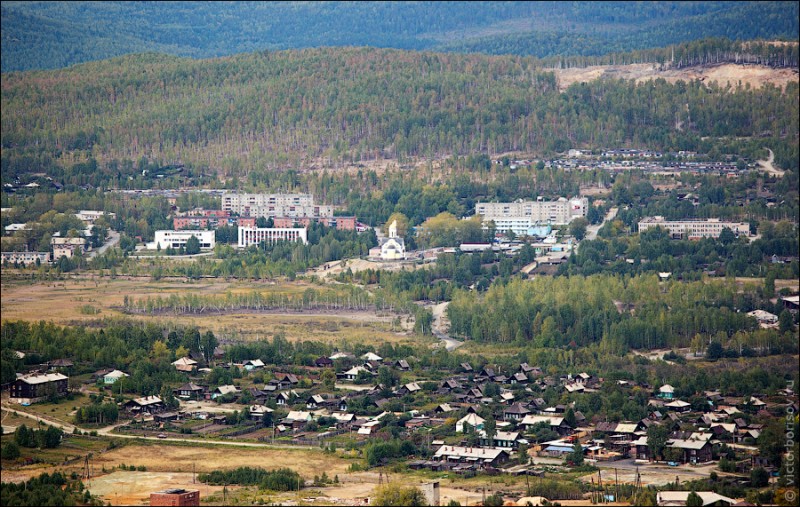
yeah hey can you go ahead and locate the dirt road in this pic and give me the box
[1,405,318,450]
[430,301,463,351]
[756,147,785,177]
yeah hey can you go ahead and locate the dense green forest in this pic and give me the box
[2,2,797,72]
[0,472,99,506]
[438,3,799,60]
[2,46,798,180]
[446,274,797,353]
[534,38,800,69]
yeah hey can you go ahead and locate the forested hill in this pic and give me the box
[2,47,798,181]
[2,1,798,72]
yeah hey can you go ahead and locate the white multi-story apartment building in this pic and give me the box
[475,197,588,235]
[221,193,334,219]
[1,251,50,265]
[151,230,216,250]
[637,217,750,239]
[51,237,88,259]
[238,226,308,248]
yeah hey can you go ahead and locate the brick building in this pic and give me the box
[150,489,200,506]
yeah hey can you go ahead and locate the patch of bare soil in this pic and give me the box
[579,463,717,487]
[554,62,799,92]
[308,258,424,278]
[312,471,492,506]
[85,471,225,506]
[756,147,786,177]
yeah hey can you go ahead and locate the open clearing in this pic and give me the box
[0,276,425,344]
[580,462,718,487]
[85,471,225,506]
[92,443,352,477]
[554,62,799,92]
[0,439,503,506]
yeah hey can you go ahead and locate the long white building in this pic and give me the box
[238,226,308,248]
[151,230,216,250]
[638,217,749,239]
[1,251,50,265]
[475,197,588,235]
[222,193,334,219]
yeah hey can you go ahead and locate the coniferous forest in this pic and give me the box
[3,44,798,182]
[2,1,797,72]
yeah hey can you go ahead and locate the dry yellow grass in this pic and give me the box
[0,277,426,345]
[93,442,352,476]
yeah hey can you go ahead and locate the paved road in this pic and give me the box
[127,251,216,259]
[88,230,120,259]
[584,207,618,242]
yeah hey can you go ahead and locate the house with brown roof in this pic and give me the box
[10,373,69,404]
[172,382,206,400]
[124,395,164,414]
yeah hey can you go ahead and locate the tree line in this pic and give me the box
[446,273,797,354]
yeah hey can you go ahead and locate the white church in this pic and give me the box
[371,220,406,260]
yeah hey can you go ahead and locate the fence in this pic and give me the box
[219,423,261,438]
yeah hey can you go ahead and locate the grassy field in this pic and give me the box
[0,276,428,345]
[9,392,93,426]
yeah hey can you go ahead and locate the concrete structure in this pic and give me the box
[10,373,69,404]
[174,210,233,230]
[151,230,215,250]
[150,489,200,506]
[637,217,749,239]
[421,481,440,506]
[237,226,308,247]
[221,193,333,219]
[476,197,588,236]
[237,216,257,228]
[275,215,357,231]
[1,251,50,265]
[173,216,211,229]
[51,237,87,259]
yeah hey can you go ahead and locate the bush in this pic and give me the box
[484,493,504,507]
[371,483,427,506]
[750,467,770,487]
[2,442,21,460]
[198,467,302,491]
